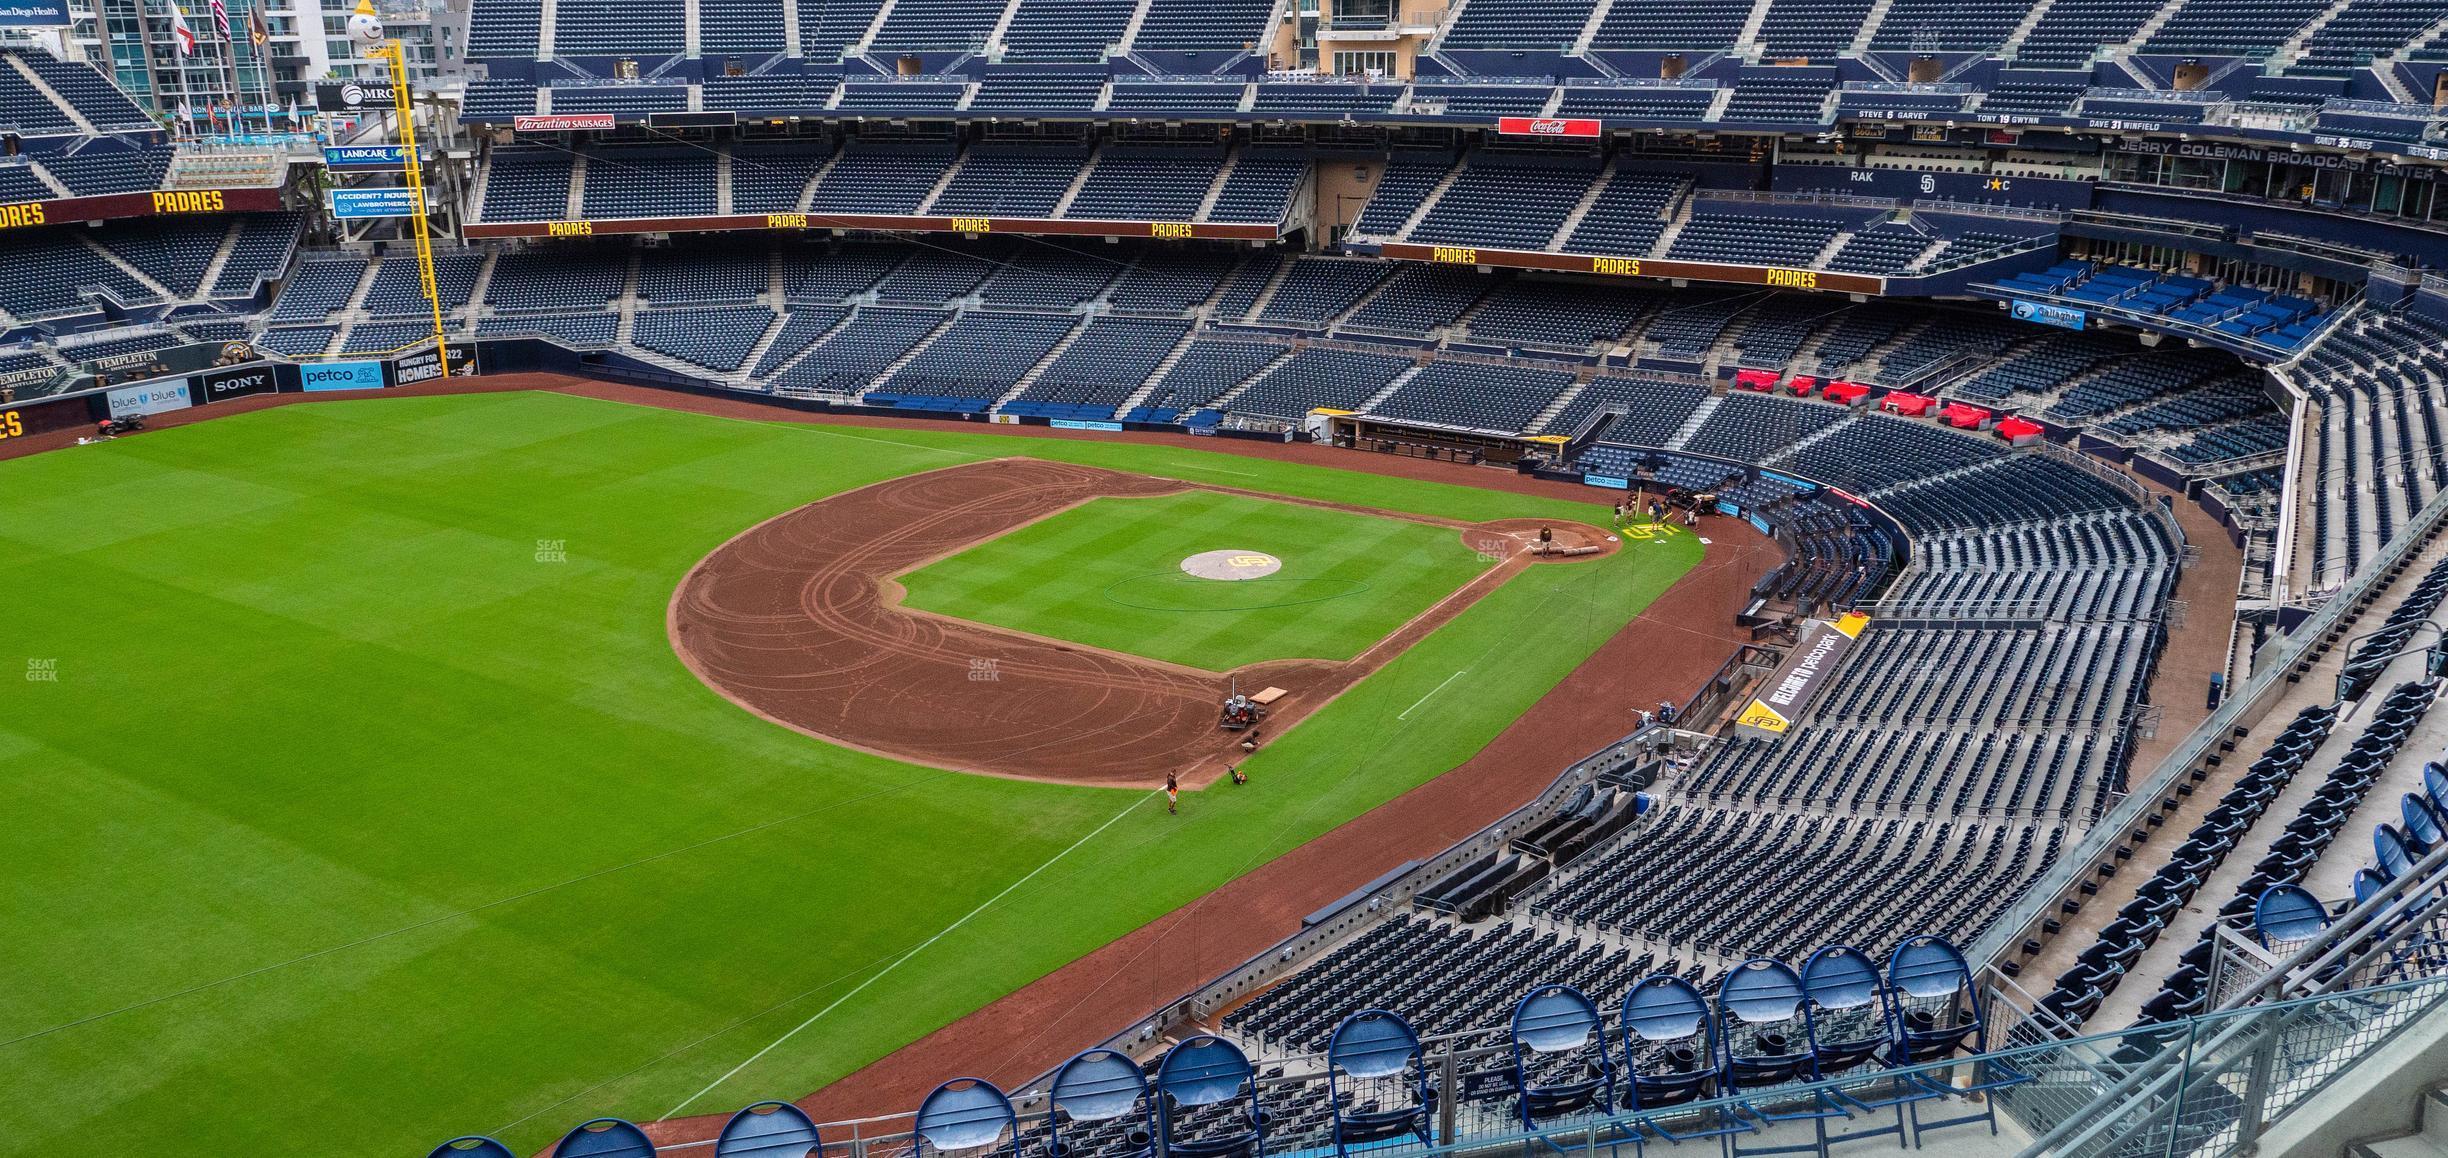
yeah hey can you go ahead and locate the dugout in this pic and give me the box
[1314,409,1558,466]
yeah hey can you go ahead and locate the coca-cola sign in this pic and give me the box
[1496,116,1601,138]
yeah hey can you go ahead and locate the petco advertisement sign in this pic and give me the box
[105,380,194,419]
[299,361,387,392]
[1496,117,1601,139]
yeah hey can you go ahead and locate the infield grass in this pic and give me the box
[0,391,1701,1157]
[899,491,1491,670]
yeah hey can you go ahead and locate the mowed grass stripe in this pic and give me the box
[900,491,1489,670]
[0,391,1695,1156]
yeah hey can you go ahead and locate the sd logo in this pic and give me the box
[1228,555,1273,568]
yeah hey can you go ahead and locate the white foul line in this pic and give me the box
[1398,670,1468,721]
[661,791,1152,1119]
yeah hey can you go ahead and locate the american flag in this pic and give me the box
[208,0,231,40]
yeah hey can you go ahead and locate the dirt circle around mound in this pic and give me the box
[668,458,1581,788]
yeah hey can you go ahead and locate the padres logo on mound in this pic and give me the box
[1181,550,1284,581]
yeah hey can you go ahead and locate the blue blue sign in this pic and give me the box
[2011,299,2087,331]
[329,187,421,219]
[1760,470,1817,491]
[0,0,70,26]
[1748,514,1773,535]
[322,145,427,171]
[1715,500,1741,517]
[299,361,386,392]
[1050,418,1124,432]
[1582,474,1630,490]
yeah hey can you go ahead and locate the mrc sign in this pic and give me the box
[1496,117,1602,138]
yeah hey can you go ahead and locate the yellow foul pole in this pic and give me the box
[355,0,449,379]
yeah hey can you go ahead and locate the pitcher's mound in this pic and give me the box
[1181,550,1283,580]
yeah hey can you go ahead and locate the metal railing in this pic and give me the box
[1966,481,2448,975]
[2017,837,2448,1157]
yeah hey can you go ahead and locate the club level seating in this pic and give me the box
[977,250,1123,309]
[1342,266,1494,334]
[268,258,370,324]
[557,0,683,53]
[1352,156,1455,237]
[749,307,849,376]
[479,148,575,223]
[477,313,620,347]
[967,76,1106,110]
[209,214,306,300]
[1255,258,1394,326]
[2141,0,2331,56]
[1540,376,1708,441]
[1667,209,1849,266]
[1366,362,1576,433]
[486,251,630,313]
[1681,393,1849,462]
[1642,292,1752,359]
[1587,0,1751,50]
[360,251,486,318]
[1108,251,1237,314]
[732,145,827,214]
[0,162,48,202]
[1129,0,1277,53]
[1206,154,1307,224]
[639,247,770,305]
[1553,87,1717,119]
[926,148,1092,219]
[1107,82,1247,112]
[800,0,886,60]
[837,82,970,111]
[1065,149,1225,221]
[15,54,150,131]
[875,248,995,304]
[701,0,789,53]
[2296,308,2448,588]
[1007,317,1195,411]
[1464,278,1650,350]
[550,86,690,117]
[39,144,172,196]
[1225,346,1413,420]
[786,246,908,303]
[874,311,1079,405]
[1408,156,1599,250]
[634,307,778,372]
[1772,412,2005,493]
[1138,339,1286,415]
[1560,169,1689,256]
[341,320,438,354]
[809,144,957,215]
[769,307,949,394]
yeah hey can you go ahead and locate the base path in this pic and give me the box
[643,513,1781,1147]
[669,457,1614,787]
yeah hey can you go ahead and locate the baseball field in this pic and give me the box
[0,389,1701,1156]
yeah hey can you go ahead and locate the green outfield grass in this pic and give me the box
[0,391,1702,1157]
[900,490,1491,670]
